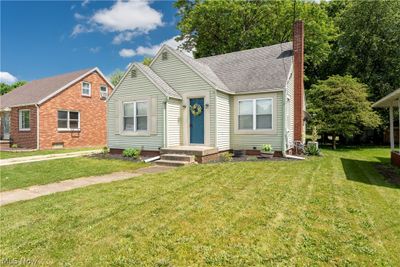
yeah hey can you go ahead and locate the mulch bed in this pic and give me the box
[87,153,148,162]
[374,164,400,186]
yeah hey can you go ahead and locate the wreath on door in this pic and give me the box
[190,103,203,116]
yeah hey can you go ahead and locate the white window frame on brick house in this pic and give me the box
[237,97,273,131]
[100,85,108,99]
[57,110,80,132]
[81,81,91,97]
[19,109,31,131]
[122,100,148,133]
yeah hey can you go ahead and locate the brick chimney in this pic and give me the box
[293,20,304,142]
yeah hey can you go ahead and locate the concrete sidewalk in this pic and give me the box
[0,165,174,206]
[0,150,101,166]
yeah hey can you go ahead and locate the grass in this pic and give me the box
[1,147,399,265]
[0,147,100,160]
[0,157,146,191]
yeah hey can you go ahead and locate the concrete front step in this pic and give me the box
[155,159,191,167]
[160,147,218,157]
[160,154,195,163]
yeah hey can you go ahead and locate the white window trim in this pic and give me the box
[122,100,149,134]
[57,110,80,132]
[238,98,273,131]
[81,81,91,97]
[19,109,31,131]
[100,85,108,97]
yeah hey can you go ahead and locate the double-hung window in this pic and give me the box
[123,101,148,132]
[100,85,108,98]
[58,110,80,130]
[19,110,30,131]
[82,82,91,96]
[238,98,272,130]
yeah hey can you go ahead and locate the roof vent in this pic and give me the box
[162,51,168,60]
[131,69,137,78]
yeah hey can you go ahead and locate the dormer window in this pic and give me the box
[82,82,91,97]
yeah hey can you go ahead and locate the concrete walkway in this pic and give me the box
[0,165,174,206]
[0,150,102,166]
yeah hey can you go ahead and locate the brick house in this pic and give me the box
[0,68,113,149]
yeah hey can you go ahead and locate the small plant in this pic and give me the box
[102,146,109,155]
[261,144,273,153]
[311,126,318,142]
[220,152,233,162]
[306,143,320,156]
[122,148,141,159]
[11,144,18,149]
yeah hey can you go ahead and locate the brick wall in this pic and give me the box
[39,71,112,149]
[10,105,37,149]
[293,20,305,142]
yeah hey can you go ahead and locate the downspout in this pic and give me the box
[35,104,40,150]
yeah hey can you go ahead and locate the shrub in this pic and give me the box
[306,143,320,156]
[122,148,141,159]
[311,126,318,142]
[11,144,18,148]
[220,152,233,162]
[261,144,273,152]
[102,146,109,155]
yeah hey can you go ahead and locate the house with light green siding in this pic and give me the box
[107,21,306,163]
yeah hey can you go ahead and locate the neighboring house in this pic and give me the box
[0,68,113,149]
[107,21,306,163]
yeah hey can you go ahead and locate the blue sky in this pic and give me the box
[0,0,181,83]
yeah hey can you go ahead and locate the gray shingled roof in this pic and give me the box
[0,68,93,108]
[135,63,181,99]
[197,42,293,93]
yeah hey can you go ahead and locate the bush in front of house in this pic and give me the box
[306,142,320,156]
[220,152,233,162]
[122,148,141,159]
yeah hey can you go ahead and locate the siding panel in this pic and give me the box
[231,92,284,151]
[107,69,165,151]
[166,99,181,146]
[151,50,216,147]
[216,91,231,150]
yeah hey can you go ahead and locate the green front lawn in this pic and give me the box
[0,147,100,160]
[1,148,399,265]
[0,157,146,191]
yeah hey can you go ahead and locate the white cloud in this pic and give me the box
[119,48,136,58]
[74,13,86,20]
[0,72,18,84]
[81,0,90,7]
[91,0,163,33]
[71,24,93,37]
[119,36,192,58]
[112,31,138,45]
[89,47,101,53]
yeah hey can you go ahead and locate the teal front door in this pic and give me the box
[189,98,204,144]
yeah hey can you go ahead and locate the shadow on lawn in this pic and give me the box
[340,158,400,189]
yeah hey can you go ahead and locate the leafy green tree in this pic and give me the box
[174,0,337,87]
[307,75,381,149]
[109,69,125,87]
[143,57,153,66]
[329,0,400,101]
[0,81,27,95]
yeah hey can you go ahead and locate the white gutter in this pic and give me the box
[35,104,40,150]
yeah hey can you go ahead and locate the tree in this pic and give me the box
[0,80,27,95]
[174,0,337,87]
[329,0,400,102]
[307,75,381,149]
[109,69,124,87]
[143,57,153,66]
